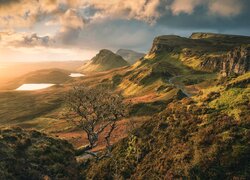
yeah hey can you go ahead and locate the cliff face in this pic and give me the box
[147,33,250,76]
[149,35,191,54]
[200,46,250,76]
[222,47,250,76]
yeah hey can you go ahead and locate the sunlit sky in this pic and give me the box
[0,0,250,62]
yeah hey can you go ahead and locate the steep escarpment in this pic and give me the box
[80,49,129,72]
[148,33,250,76]
[222,46,250,76]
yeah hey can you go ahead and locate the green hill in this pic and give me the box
[80,49,129,72]
[117,33,250,96]
[83,72,250,180]
[0,32,249,179]
[2,68,71,90]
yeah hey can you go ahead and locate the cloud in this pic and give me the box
[208,0,243,17]
[0,31,54,48]
[55,9,86,44]
[170,0,204,15]
[0,0,250,60]
[81,0,161,24]
[170,0,244,17]
[0,0,162,29]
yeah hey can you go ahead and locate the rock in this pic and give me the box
[222,46,250,76]
[200,46,250,76]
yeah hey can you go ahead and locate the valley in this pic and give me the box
[0,32,249,179]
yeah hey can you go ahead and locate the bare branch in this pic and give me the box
[64,86,129,160]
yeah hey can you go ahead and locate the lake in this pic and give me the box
[69,73,85,77]
[16,84,55,91]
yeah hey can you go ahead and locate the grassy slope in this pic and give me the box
[80,49,129,72]
[0,127,78,179]
[0,61,84,88]
[2,68,72,90]
[83,75,250,179]
[0,88,65,125]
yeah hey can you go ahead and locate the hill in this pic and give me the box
[0,127,79,179]
[2,68,72,90]
[115,33,250,97]
[116,49,145,64]
[83,69,250,180]
[0,61,84,87]
[80,49,129,72]
[0,32,249,179]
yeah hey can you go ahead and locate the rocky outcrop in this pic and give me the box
[200,56,225,72]
[149,35,186,54]
[200,46,250,76]
[221,46,250,76]
[149,34,250,77]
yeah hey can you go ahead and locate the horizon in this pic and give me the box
[1,0,250,62]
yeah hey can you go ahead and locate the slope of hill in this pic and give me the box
[83,71,250,180]
[0,32,249,179]
[116,49,145,64]
[80,49,129,72]
[0,127,78,179]
[116,33,250,96]
[2,68,72,90]
[0,61,84,87]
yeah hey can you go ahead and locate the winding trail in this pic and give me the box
[168,75,192,97]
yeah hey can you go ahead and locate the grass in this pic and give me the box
[209,88,250,120]
[0,88,65,125]
[0,127,79,179]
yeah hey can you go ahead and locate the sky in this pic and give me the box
[0,0,250,62]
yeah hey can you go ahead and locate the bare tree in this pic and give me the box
[65,86,128,159]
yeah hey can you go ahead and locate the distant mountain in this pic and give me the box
[80,49,129,72]
[116,49,145,64]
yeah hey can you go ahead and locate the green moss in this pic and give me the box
[209,88,250,119]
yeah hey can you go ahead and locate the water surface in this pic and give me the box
[16,84,55,91]
[69,73,85,77]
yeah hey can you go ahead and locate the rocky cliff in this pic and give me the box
[222,46,250,76]
[200,46,250,76]
[148,33,250,76]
